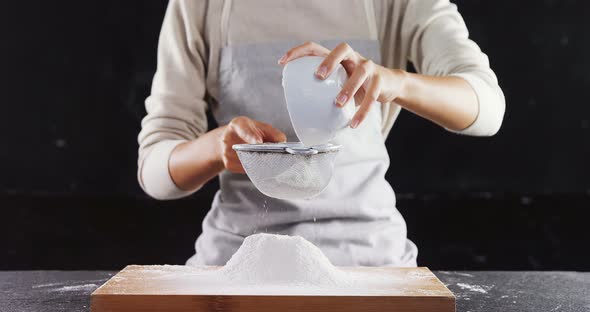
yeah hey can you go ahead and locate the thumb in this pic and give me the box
[258,122,287,143]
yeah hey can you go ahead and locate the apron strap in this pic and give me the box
[221,0,233,46]
[363,0,379,41]
[363,0,395,137]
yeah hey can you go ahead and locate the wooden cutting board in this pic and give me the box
[91,265,455,312]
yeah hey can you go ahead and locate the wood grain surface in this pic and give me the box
[91,265,455,312]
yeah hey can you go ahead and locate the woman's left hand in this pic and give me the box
[279,41,407,128]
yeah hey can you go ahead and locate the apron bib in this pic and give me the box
[188,0,417,267]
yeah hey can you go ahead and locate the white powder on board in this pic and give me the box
[220,233,347,287]
[104,234,451,296]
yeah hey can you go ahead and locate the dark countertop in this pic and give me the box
[0,270,588,311]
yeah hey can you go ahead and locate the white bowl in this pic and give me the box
[282,56,355,147]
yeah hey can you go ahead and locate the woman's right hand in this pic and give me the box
[220,116,287,173]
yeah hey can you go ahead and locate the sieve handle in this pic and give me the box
[285,147,319,155]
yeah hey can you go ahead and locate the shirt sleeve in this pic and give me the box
[402,0,505,136]
[137,0,208,200]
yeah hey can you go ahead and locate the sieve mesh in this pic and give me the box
[236,150,337,200]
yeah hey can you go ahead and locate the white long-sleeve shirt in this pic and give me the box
[138,0,505,200]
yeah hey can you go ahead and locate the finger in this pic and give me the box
[228,161,246,174]
[341,57,361,76]
[264,127,287,143]
[350,75,381,129]
[316,42,360,79]
[258,122,287,143]
[335,60,374,107]
[221,130,240,155]
[225,140,246,173]
[232,121,263,144]
[227,154,246,174]
[221,140,245,174]
[354,87,366,106]
[278,41,330,64]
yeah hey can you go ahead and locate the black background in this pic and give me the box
[1,0,589,270]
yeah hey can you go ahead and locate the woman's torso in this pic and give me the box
[187,0,417,267]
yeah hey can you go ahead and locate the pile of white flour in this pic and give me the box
[99,234,447,296]
[220,233,347,287]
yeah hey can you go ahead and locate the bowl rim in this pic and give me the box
[232,142,340,153]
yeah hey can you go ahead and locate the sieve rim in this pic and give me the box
[232,142,340,154]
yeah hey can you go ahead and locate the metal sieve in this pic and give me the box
[233,142,340,200]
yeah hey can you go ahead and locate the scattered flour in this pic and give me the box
[456,283,489,293]
[33,279,108,289]
[53,284,98,292]
[406,270,435,279]
[220,233,347,287]
[32,282,64,288]
[438,271,474,278]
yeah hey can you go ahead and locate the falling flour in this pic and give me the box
[220,233,347,287]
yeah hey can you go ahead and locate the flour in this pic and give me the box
[456,282,490,293]
[103,235,449,296]
[220,233,347,287]
[258,154,332,199]
[53,283,98,292]
[235,149,336,200]
[274,159,324,190]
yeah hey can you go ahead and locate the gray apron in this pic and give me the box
[187,0,417,267]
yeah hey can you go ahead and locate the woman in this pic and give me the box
[138,0,505,266]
